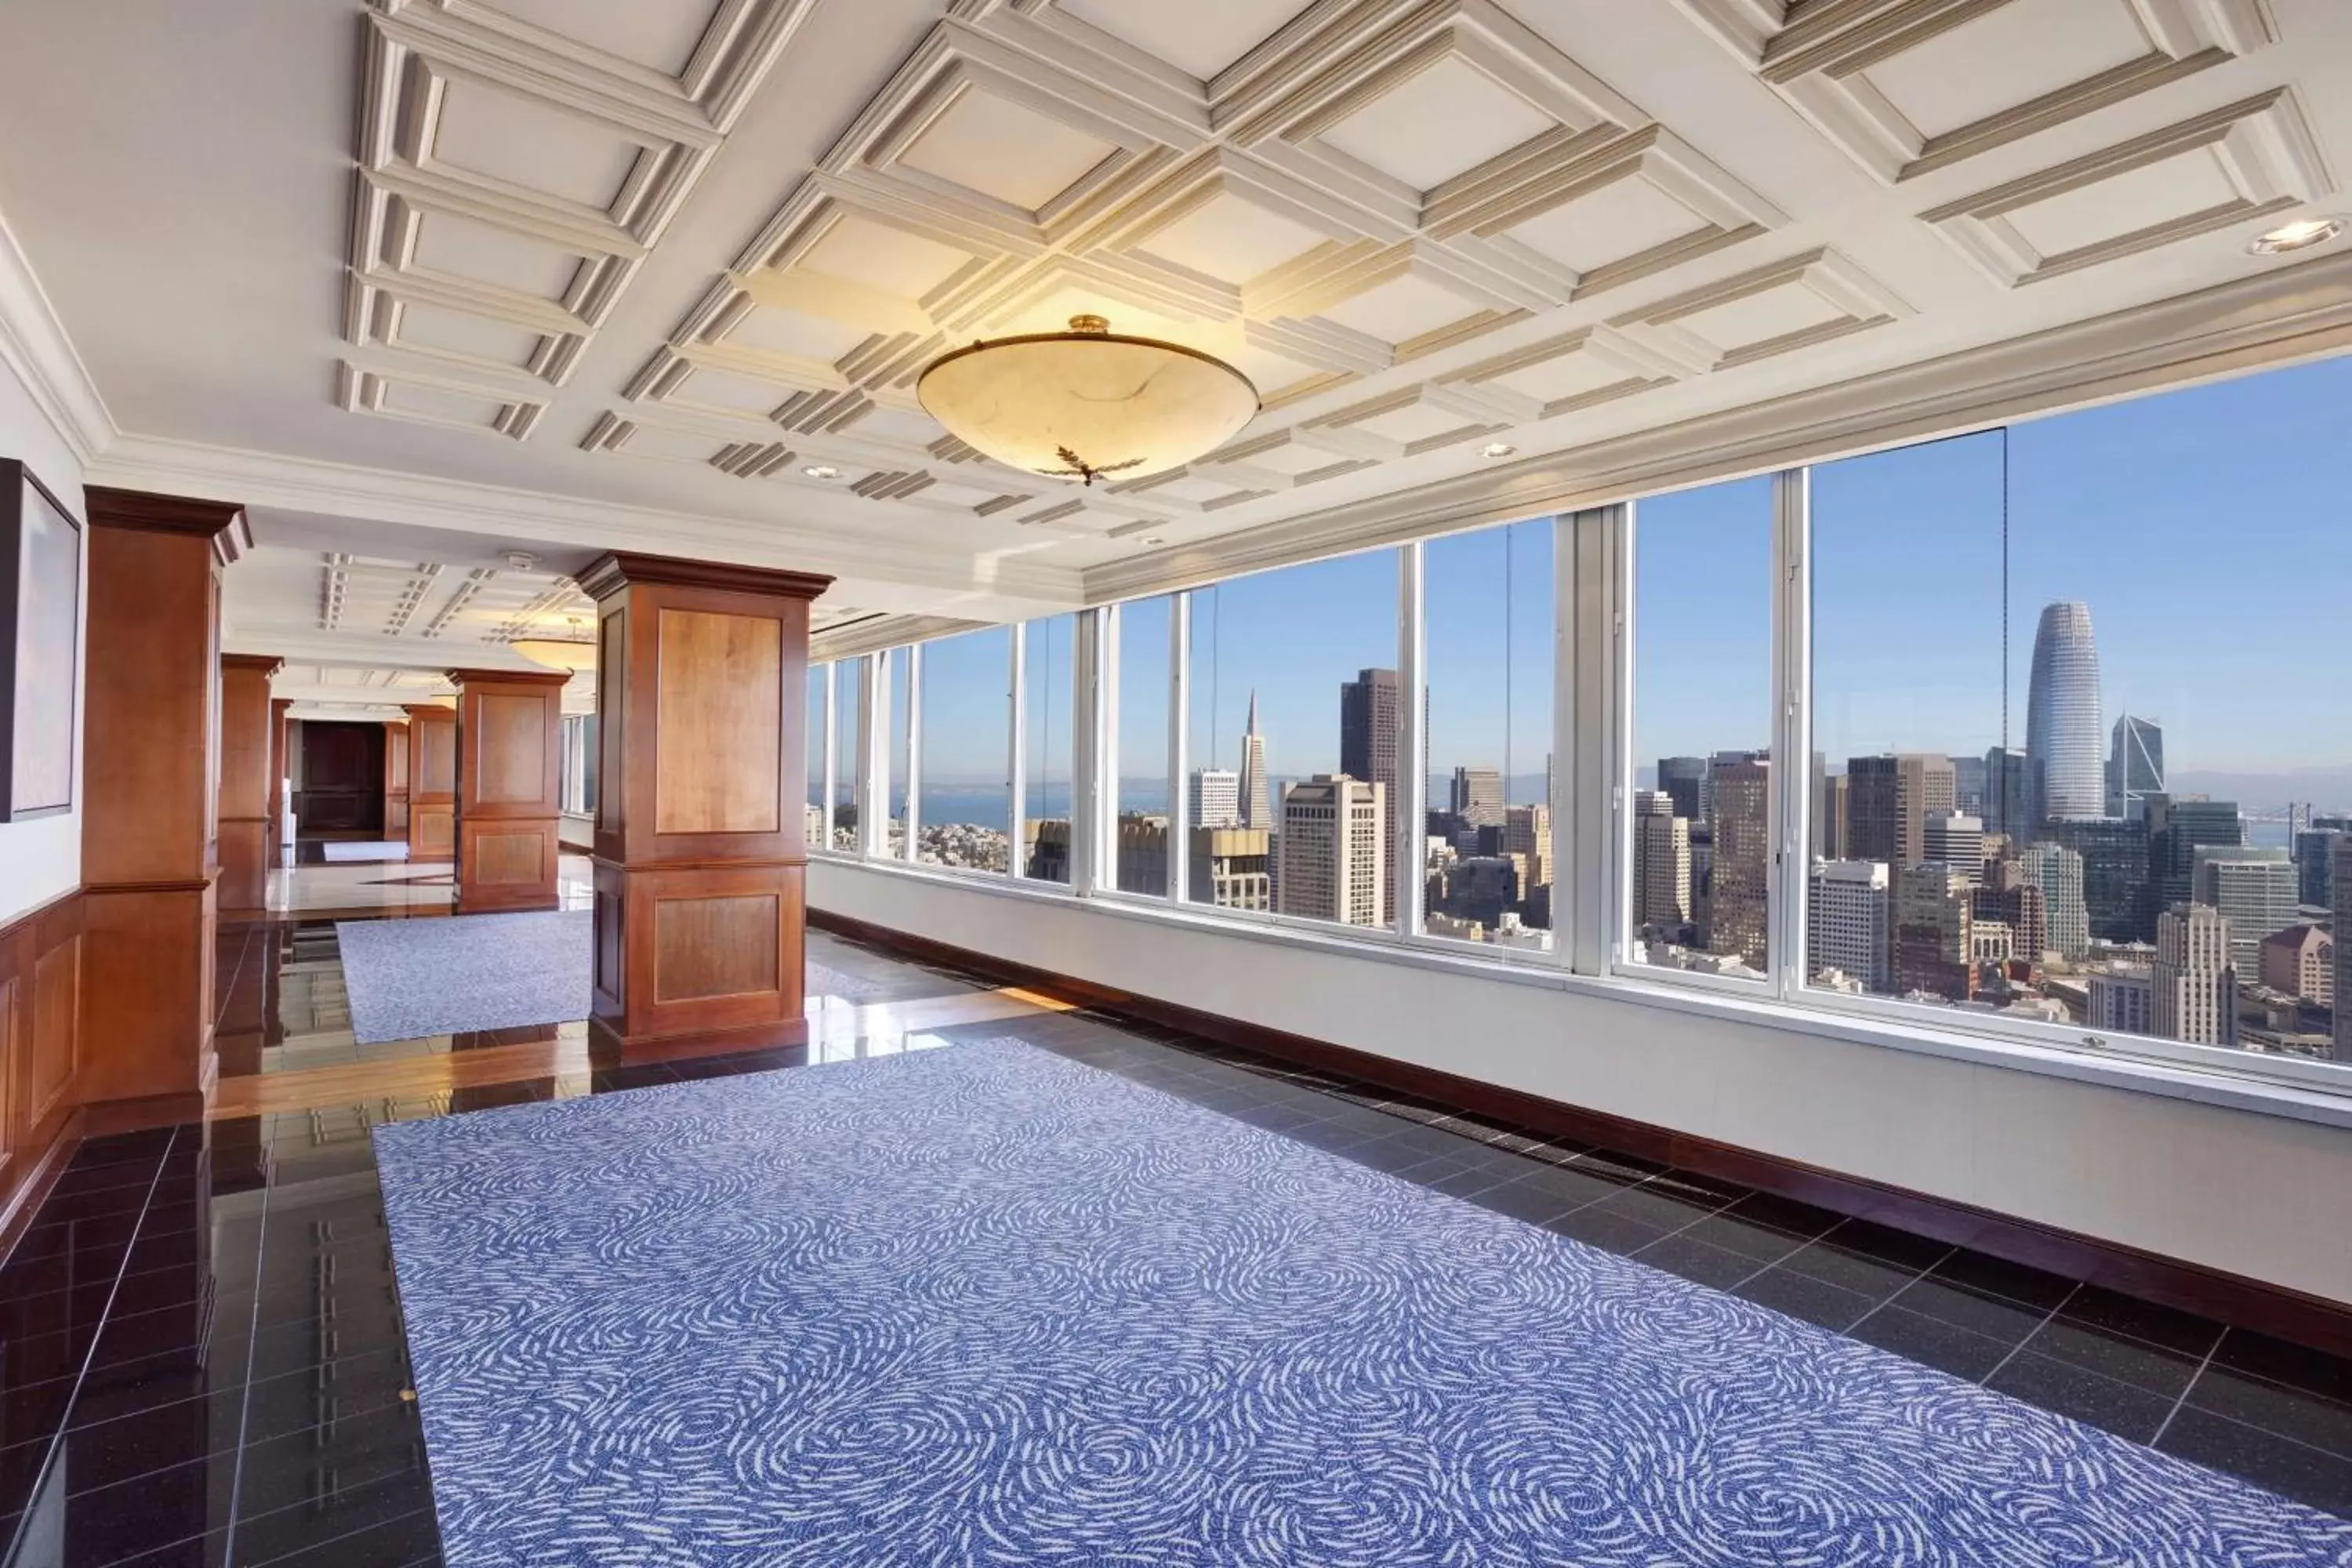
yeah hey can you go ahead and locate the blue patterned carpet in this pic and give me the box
[374,1040,2350,1566]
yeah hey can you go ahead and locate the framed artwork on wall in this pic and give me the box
[0,459,83,821]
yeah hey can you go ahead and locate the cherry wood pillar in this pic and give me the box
[266,698,291,869]
[78,488,252,1130]
[403,704,456,860]
[579,553,831,1056]
[448,667,568,914]
[216,655,281,918]
[383,719,411,840]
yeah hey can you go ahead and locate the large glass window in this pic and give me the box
[1424,517,1554,953]
[832,655,863,853]
[1022,615,1075,884]
[1186,553,1399,929]
[1625,478,1773,982]
[805,664,828,848]
[1807,358,2352,1079]
[1114,596,1174,896]
[887,648,911,860]
[915,626,1012,873]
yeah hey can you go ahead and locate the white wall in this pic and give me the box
[811,860,2352,1308]
[0,353,83,927]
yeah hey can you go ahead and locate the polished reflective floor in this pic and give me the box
[2,867,2347,1564]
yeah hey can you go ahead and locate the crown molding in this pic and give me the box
[1083,248,2352,602]
[811,612,993,661]
[0,210,118,467]
[83,434,1084,606]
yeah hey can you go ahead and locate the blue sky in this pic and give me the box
[859,354,2352,801]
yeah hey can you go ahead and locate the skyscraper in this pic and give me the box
[1338,668,1400,809]
[2334,838,2352,1061]
[2191,847,2299,978]
[2025,600,2103,827]
[1237,691,1271,830]
[2293,826,2345,908]
[2106,714,2165,820]
[1983,746,2027,840]
[2022,841,2089,960]
[1656,757,1706,824]
[1814,769,1849,860]
[2154,902,2236,1046]
[1973,859,2047,967]
[1809,859,1889,992]
[1845,755,1899,863]
[1949,754,1988,818]
[1632,789,1691,935]
[1896,754,1958,867]
[1706,758,1769,968]
[1503,804,1552,896]
[1450,767,1503,829]
[1189,768,1240,829]
[1892,863,1973,1004]
[1189,826,1270,911]
[2146,793,2245,922]
[1922,811,1984,886]
[1277,776,1385,927]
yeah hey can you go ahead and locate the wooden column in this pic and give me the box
[266,698,291,868]
[579,553,831,1056]
[78,488,251,1130]
[383,718,411,840]
[404,704,456,860]
[448,667,568,914]
[216,655,281,917]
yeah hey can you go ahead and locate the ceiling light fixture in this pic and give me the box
[510,615,597,674]
[1134,535,1166,546]
[917,315,1258,486]
[1480,441,1517,459]
[2248,216,2345,255]
[801,464,840,481]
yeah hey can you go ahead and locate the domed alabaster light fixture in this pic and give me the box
[916,314,1258,485]
[510,616,597,674]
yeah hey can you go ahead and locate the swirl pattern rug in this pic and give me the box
[373,1040,2349,1566]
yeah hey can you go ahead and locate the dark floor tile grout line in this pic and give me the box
[1,1130,183,1568]
[2151,1330,2229,1450]
[218,1128,279,1566]
[1977,1282,2085,1388]
[1803,1228,1959,1338]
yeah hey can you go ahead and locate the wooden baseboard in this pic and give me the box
[82,1089,209,1138]
[809,906,2352,1360]
[588,1013,812,1066]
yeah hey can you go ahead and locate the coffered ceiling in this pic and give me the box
[2,0,2350,661]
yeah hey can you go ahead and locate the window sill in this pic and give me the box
[808,853,2352,1134]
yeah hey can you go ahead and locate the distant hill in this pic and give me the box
[2167,768,2352,815]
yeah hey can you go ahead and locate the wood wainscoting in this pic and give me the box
[0,890,86,1257]
[405,704,456,860]
[448,669,568,913]
[808,906,2352,1362]
[579,553,832,1055]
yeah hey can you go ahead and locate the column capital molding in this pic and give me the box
[576,551,833,604]
[220,653,282,676]
[401,702,455,721]
[84,487,253,564]
[445,666,574,689]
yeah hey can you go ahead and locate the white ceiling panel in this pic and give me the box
[1316,57,1557,192]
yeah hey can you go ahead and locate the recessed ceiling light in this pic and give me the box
[1479,442,1517,459]
[2248,216,2345,256]
[1134,535,1166,546]
[802,464,840,481]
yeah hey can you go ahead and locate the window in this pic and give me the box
[1021,615,1075,884]
[914,626,1012,873]
[1423,517,1554,953]
[1624,478,1774,982]
[806,663,829,848]
[558,713,597,818]
[833,655,863,853]
[1187,553,1399,930]
[1113,596,1174,896]
[887,648,911,860]
[1806,358,2352,1080]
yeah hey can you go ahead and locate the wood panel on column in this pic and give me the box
[216,655,281,918]
[579,553,830,1056]
[448,667,568,914]
[78,488,252,1131]
[383,719,411,838]
[404,704,456,859]
[0,888,88,1249]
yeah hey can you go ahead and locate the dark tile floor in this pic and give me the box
[2,926,2348,1567]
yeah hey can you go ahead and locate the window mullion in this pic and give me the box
[1008,626,1027,880]
[1769,467,1813,1002]
[1396,543,1425,940]
[1169,593,1190,904]
[904,642,924,863]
